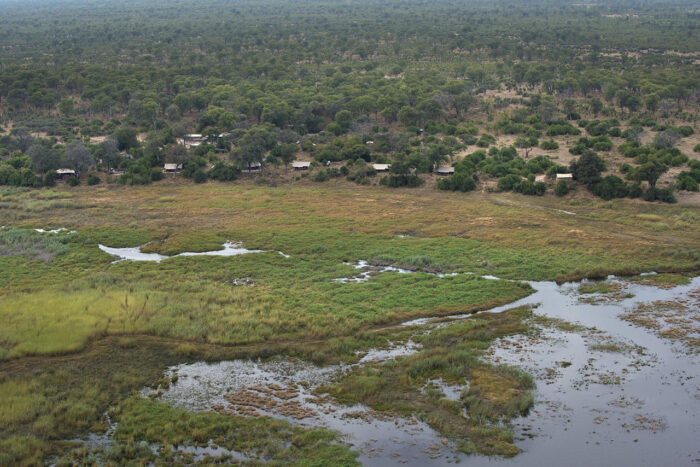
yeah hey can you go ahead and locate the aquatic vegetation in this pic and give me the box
[319,307,536,457]
[0,226,69,261]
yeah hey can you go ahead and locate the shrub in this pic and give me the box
[540,139,559,150]
[547,122,580,136]
[570,150,605,186]
[592,175,628,200]
[627,183,643,198]
[694,143,700,153]
[437,173,476,192]
[150,168,163,181]
[676,172,699,191]
[313,169,329,182]
[193,169,207,183]
[379,174,424,187]
[87,174,100,185]
[476,133,496,147]
[43,171,56,187]
[515,179,546,196]
[208,163,239,181]
[677,126,694,137]
[67,176,80,187]
[554,180,570,196]
[497,174,522,191]
[643,187,676,203]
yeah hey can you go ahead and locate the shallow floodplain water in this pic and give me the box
[473,277,700,467]
[98,241,266,263]
[149,274,699,466]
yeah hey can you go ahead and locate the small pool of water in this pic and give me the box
[98,241,265,263]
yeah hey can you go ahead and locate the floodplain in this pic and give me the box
[1,180,698,465]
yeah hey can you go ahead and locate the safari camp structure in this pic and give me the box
[163,163,183,173]
[435,166,455,175]
[183,134,205,149]
[292,161,311,171]
[55,168,77,180]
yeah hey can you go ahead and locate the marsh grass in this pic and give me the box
[319,306,536,457]
[0,334,365,466]
[578,282,614,294]
[1,182,698,464]
[627,273,692,288]
[0,227,68,261]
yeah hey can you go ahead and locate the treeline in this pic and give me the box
[0,0,698,203]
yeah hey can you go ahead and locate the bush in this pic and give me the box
[627,183,643,198]
[476,134,496,147]
[694,143,700,153]
[208,163,239,181]
[547,123,580,136]
[150,168,163,181]
[437,173,476,192]
[676,172,699,191]
[514,179,546,196]
[313,169,329,182]
[570,150,605,186]
[643,187,676,203]
[540,139,559,150]
[677,126,694,137]
[379,174,424,187]
[67,176,80,187]
[592,175,628,200]
[87,174,100,185]
[43,171,56,187]
[554,180,570,196]
[193,169,207,183]
[497,174,522,191]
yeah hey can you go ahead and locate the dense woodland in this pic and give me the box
[0,0,699,201]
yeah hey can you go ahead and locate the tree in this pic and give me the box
[589,97,603,116]
[570,150,605,186]
[515,137,536,158]
[453,93,476,116]
[27,143,58,174]
[632,159,668,188]
[426,145,448,172]
[562,98,577,119]
[142,99,159,131]
[63,141,94,173]
[58,98,74,116]
[96,138,120,172]
[417,98,443,123]
[334,110,353,131]
[271,143,298,173]
[114,126,139,151]
[397,106,419,127]
[236,126,276,172]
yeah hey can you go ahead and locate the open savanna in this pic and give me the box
[1,179,698,464]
